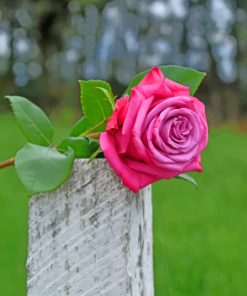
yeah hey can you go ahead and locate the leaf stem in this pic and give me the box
[87,147,102,164]
[0,157,15,169]
[86,132,101,139]
[80,119,108,137]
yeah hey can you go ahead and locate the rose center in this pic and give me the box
[169,116,192,143]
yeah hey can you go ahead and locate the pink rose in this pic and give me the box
[100,67,208,192]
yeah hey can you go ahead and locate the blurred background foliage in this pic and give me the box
[1,0,247,124]
[1,0,247,295]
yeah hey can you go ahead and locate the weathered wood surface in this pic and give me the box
[27,159,154,296]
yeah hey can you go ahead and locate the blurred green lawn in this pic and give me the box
[1,113,247,295]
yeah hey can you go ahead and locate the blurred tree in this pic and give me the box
[0,0,245,124]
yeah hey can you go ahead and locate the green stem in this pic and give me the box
[87,147,102,164]
[79,119,108,137]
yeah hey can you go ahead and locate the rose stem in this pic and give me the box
[86,132,100,139]
[0,132,101,169]
[0,157,15,170]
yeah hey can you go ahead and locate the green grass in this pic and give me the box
[153,129,247,295]
[1,114,247,295]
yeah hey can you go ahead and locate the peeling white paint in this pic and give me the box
[27,159,154,296]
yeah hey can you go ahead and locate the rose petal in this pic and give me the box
[125,158,180,179]
[106,96,129,132]
[137,67,190,98]
[127,133,151,163]
[183,154,203,172]
[142,97,186,132]
[100,132,159,192]
[120,88,144,153]
[133,96,154,137]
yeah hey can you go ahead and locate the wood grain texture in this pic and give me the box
[27,159,154,296]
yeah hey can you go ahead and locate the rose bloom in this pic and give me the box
[100,67,208,192]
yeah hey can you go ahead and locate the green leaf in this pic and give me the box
[58,137,99,158]
[72,81,114,137]
[79,80,114,126]
[125,65,206,96]
[176,173,198,188]
[15,143,75,193]
[96,86,115,109]
[6,96,54,146]
[70,117,91,137]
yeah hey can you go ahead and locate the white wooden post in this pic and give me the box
[27,159,154,296]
